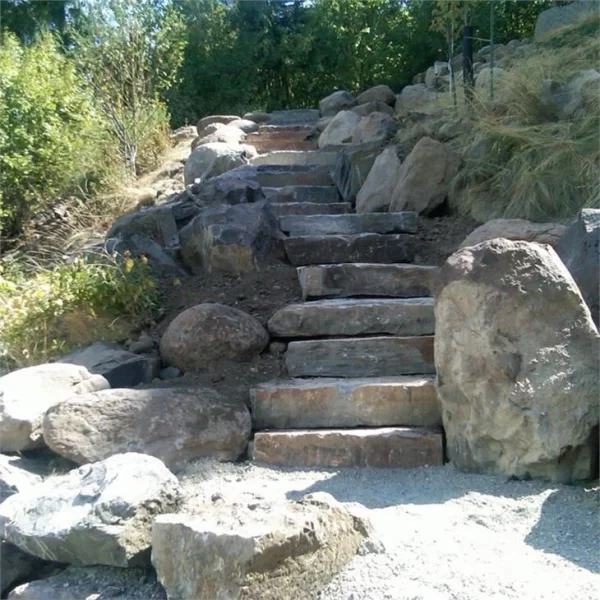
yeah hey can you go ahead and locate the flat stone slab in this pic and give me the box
[252,150,338,167]
[298,263,439,300]
[268,298,434,337]
[284,234,416,266]
[286,335,435,377]
[263,185,341,204]
[251,376,441,429]
[271,202,351,217]
[268,109,321,125]
[279,212,418,236]
[257,169,332,187]
[253,427,444,468]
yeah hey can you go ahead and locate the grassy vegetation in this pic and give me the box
[0,253,162,369]
[409,14,600,223]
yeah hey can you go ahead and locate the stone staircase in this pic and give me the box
[248,112,444,469]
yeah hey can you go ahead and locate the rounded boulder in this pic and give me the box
[160,303,269,371]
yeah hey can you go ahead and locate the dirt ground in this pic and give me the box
[149,215,478,406]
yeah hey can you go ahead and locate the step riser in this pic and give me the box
[271,203,351,217]
[298,264,439,300]
[284,234,416,266]
[257,171,332,187]
[253,428,444,468]
[268,299,435,338]
[251,377,441,429]
[285,336,435,378]
[279,213,418,236]
[263,186,341,205]
[250,140,318,153]
[251,151,337,168]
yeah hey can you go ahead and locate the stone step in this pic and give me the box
[285,335,435,378]
[263,186,341,204]
[252,427,444,468]
[298,263,439,300]
[268,298,434,338]
[279,212,418,237]
[256,168,332,187]
[251,376,441,429]
[251,139,318,152]
[270,202,352,217]
[251,150,338,168]
[267,109,320,126]
[284,234,416,266]
[247,126,317,153]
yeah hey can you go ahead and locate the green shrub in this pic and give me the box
[0,252,162,368]
[0,32,116,239]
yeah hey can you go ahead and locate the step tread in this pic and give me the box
[268,298,434,337]
[251,376,440,429]
[279,212,418,236]
[285,335,435,378]
[270,202,351,217]
[298,263,439,300]
[263,186,341,205]
[252,427,444,468]
[284,234,416,266]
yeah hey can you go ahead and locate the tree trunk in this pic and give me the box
[462,12,474,106]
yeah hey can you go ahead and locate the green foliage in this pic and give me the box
[449,14,600,222]
[0,32,115,239]
[0,252,162,368]
[70,0,186,175]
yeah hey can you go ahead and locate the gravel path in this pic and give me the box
[179,460,599,600]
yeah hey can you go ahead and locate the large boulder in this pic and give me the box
[352,101,394,117]
[425,62,449,89]
[351,112,397,145]
[160,303,269,372]
[188,165,265,209]
[460,219,567,249]
[43,387,250,472]
[317,111,361,149]
[228,118,260,133]
[59,341,159,388]
[0,364,109,452]
[179,201,283,274]
[355,146,402,214]
[356,84,396,106]
[389,137,460,214]
[152,492,370,600]
[196,115,239,136]
[535,1,598,42]
[435,239,600,483]
[243,111,271,123]
[333,142,383,204]
[540,70,600,120]
[319,90,357,117]
[0,453,182,567]
[192,124,246,148]
[556,209,600,326]
[5,565,166,600]
[0,455,42,504]
[394,84,437,115]
[183,143,253,186]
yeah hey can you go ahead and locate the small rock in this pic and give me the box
[129,334,155,354]
[269,341,287,355]
[159,366,181,380]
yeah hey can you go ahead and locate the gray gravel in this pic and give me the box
[179,460,599,600]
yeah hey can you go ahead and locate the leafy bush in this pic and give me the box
[0,32,116,239]
[0,252,162,368]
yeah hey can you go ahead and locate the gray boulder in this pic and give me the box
[196,115,239,137]
[394,84,437,115]
[192,124,246,148]
[0,364,109,452]
[6,565,166,600]
[389,137,460,214]
[333,142,384,204]
[152,492,370,600]
[355,146,402,214]
[435,239,599,482]
[356,84,396,106]
[243,111,271,123]
[351,112,397,145]
[160,303,269,372]
[352,101,394,117]
[43,387,251,471]
[556,209,600,326]
[183,143,253,186]
[540,70,600,120]
[179,201,283,274]
[319,90,357,117]
[535,1,598,42]
[0,455,42,504]
[460,219,567,249]
[0,453,182,567]
[228,118,260,133]
[318,111,360,148]
[59,341,159,388]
